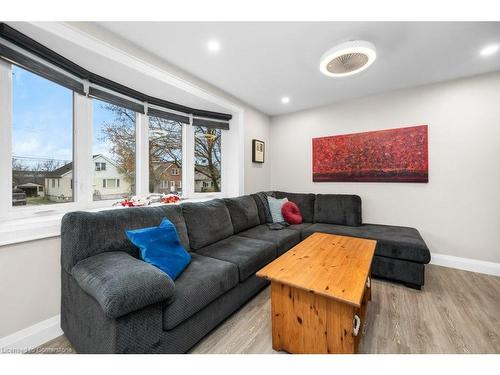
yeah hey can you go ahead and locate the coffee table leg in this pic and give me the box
[366,274,372,301]
[270,282,284,351]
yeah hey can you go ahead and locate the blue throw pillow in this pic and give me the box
[126,218,191,280]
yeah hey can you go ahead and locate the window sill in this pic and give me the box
[0,196,219,247]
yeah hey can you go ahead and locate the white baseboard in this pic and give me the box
[0,315,62,354]
[431,253,500,277]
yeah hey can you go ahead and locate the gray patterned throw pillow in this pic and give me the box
[267,196,288,223]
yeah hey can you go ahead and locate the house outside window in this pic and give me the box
[92,100,136,201]
[171,168,180,176]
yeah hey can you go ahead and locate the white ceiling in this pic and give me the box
[9,22,233,115]
[97,22,500,116]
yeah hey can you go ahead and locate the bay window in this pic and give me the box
[0,25,233,225]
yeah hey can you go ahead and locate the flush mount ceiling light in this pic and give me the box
[281,96,290,104]
[320,40,376,77]
[480,44,499,57]
[207,39,221,53]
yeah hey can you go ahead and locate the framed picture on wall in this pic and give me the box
[252,139,265,163]
[312,125,428,183]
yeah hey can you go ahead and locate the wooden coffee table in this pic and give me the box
[256,232,376,354]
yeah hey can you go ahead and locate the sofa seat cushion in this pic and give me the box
[162,253,239,330]
[197,235,276,281]
[237,224,301,256]
[287,222,313,238]
[302,223,430,263]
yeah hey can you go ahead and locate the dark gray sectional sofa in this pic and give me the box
[60,192,430,353]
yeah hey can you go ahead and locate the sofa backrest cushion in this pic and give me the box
[182,199,234,250]
[223,196,260,233]
[61,205,189,274]
[314,194,362,226]
[273,191,316,223]
[251,191,275,224]
[158,205,190,251]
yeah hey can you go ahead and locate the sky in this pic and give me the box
[92,98,120,160]
[12,65,116,166]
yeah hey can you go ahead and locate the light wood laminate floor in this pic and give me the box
[35,265,500,354]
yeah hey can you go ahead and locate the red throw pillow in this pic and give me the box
[281,201,303,225]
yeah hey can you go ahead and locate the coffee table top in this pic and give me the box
[256,232,376,307]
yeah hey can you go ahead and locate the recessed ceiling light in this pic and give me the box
[320,40,376,78]
[207,39,221,53]
[281,96,290,104]
[480,44,499,57]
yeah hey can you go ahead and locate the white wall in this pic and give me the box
[244,108,272,193]
[0,237,61,337]
[270,71,500,264]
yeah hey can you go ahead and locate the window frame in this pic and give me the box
[0,61,82,220]
[0,59,227,223]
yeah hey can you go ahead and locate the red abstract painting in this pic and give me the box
[312,125,428,183]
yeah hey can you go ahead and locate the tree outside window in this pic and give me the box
[194,126,221,193]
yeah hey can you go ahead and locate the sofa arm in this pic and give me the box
[71,251,175,319]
